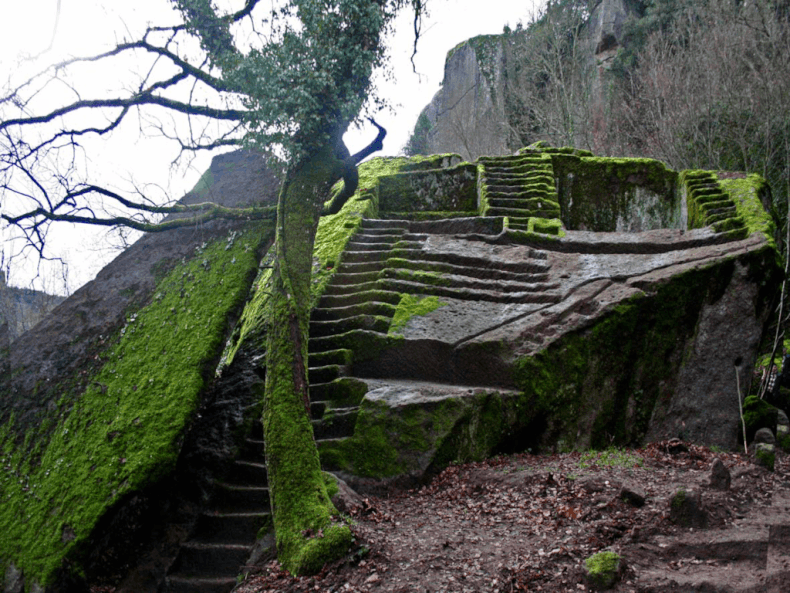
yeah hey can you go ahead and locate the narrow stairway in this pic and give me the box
[164,420,269,593]
[478,153,561,231]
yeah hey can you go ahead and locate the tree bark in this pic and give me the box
[263,143,352,574]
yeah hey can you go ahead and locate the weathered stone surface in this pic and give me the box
[755,427,777,445]
[620,482,646,507]
[669,488,708,529]
[708,459,731,491]
[410,0,634,160]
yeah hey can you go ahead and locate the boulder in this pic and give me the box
[669,488,708,529]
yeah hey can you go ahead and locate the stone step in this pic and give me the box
[334,260,386,274]
[238,437,264,460]
[327,270,380,286]
[383,256,549,281]
[360,219,409,230]
[308,329,393,356]
[309,348,353,367]
[483,170,553,181]
[487,197,559,211]
[310,315,391,338]
[350,233,404,244]
[191,511,270,545]
[387,249,549,274]
[341,250,389,264]
[165,575,238,593]
[212,483,270,513]
[321,280,380,296]
[378,269,558,294]
[317,289,401,310]
[169,542,251,578]
[377,278,561,304]
[312,408,359,440]
[345,241,397,251]
[227,460,268,484]
[309,377,369,406]
[308,364,346,384]
[486,207,560,219]
[312,301,397,322]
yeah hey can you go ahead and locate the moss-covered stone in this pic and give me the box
[742,395,779,444]
[0,228,269,588]
[548,152,680,232]
[318,388,534,479]
[755,443,776,471]
[584,551,622,590]
[388,295,447,335]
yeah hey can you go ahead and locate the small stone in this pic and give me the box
[669,487,708,528]
[754,427,776,445]
[778,409,789,427]
[708,458,731,490]
[664,438,689,455]
[619,482,646,507]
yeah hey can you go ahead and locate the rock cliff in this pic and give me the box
[409,0,637,160]
[0,274,65,344]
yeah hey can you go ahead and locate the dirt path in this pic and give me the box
[235,442,788,592]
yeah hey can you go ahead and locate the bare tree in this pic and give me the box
[0,0,426,574]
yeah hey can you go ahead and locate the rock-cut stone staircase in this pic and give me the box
[307,217,561,450]
[478,154,561,231]
[164,421,269,593]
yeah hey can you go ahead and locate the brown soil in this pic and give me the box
[235,442,790,593]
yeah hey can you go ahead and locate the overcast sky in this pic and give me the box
[0,0,542,294]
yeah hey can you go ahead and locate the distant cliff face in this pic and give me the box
[0,273,65,344]
[409,0,635,160]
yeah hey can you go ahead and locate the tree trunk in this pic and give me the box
[263,144,352,574]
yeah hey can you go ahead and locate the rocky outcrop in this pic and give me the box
[409,0,637,160]
[302,146,781,488]
[0,144,782,591]
[0,150,279,593]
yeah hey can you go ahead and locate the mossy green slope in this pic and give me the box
[0,227,270,588]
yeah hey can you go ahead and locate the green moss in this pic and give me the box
[578,448,643,469]
[514,260,746,450]
[388,295,446,335]
[742,395,779,443]
[718,174,778,250]
[528,217,565,236]
[552,155,679,232]
[584,551,621,590]
[0,228,268,587]
[320,390,534,479]
[378,163,477,214]
[755,444,775,472]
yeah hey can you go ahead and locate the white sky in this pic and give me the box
[0,0,541,294]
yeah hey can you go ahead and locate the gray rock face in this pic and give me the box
[0,273,65,343]
[410,0,634,159]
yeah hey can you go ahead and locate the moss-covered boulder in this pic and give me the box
[0,152,279,591]
[584,550,623,590]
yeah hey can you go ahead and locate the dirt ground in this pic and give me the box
[235,441,790,593]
